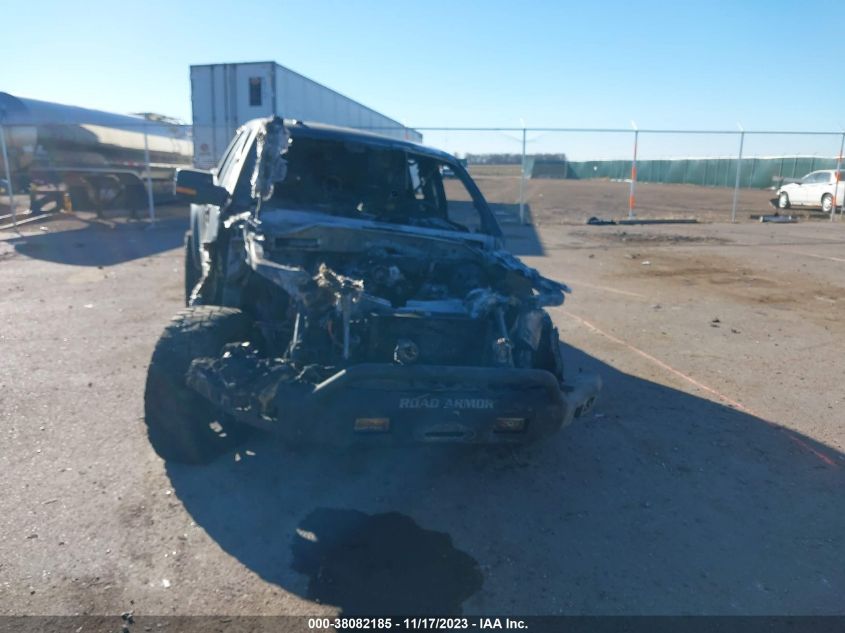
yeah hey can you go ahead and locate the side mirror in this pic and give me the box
[175,169,229,206]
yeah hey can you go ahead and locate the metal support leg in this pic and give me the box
[0,124,21,236]
[143,123,156,226]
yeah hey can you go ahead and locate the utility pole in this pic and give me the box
[628,122,638,220]
[832,132,844,221]
[519,127,527,224]
[731,124,745,223]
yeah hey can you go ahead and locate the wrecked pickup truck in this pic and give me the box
[144,117,600,463]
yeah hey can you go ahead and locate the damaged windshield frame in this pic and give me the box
[229,129,501,237]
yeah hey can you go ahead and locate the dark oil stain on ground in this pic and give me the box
[291,508,483,615]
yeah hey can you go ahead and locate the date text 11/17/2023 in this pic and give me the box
[307,617,528,630]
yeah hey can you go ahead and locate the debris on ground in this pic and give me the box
[754,213,797,223]
[617,218,698,225]
[587,217,698,226]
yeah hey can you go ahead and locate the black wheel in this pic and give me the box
[184,232,201,306]
[821,193,833,213]
[123,183,147,219]
[144,306,253,463]
[778,192,790,209]
[68,186,92,211]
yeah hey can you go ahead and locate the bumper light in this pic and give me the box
[354,417,391,432]
[494,417,527,433]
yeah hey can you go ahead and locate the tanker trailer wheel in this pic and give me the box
[124,183,147,219]
[144,306,253,464]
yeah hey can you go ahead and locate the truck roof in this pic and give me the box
[241,117,455,163]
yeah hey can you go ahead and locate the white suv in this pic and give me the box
[776,170,844,213]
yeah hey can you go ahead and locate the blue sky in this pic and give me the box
[3,0,844,157]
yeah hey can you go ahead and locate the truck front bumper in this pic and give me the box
[188,360,601,445]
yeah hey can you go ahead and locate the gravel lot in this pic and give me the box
[1,201,843,617]
[465,171,799,224]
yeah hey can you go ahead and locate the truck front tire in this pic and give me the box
[144,306,252,463]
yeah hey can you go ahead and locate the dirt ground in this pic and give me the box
[465,167,804,224]
[1,204,844,617]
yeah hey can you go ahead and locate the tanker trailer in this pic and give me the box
[0,92,192,216]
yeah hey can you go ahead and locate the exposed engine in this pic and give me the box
[204,219,570,387]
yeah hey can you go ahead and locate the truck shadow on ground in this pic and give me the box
[290,508,482,614]
[9,213,186,267]
[165,346,845,616]
[489,202,545,256]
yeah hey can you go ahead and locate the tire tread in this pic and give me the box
[143,306,250,463]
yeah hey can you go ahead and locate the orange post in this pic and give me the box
[832,133,844,220]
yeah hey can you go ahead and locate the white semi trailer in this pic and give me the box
[190,61,421,169]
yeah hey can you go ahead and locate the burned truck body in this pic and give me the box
[144,117,599,463]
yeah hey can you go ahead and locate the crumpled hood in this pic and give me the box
[238,206,570,320]
[254,206,499,252]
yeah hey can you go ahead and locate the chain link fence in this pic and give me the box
[2,120,843,230]
[417,127,845,225]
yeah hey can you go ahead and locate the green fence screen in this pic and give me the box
[527,156,841,188]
